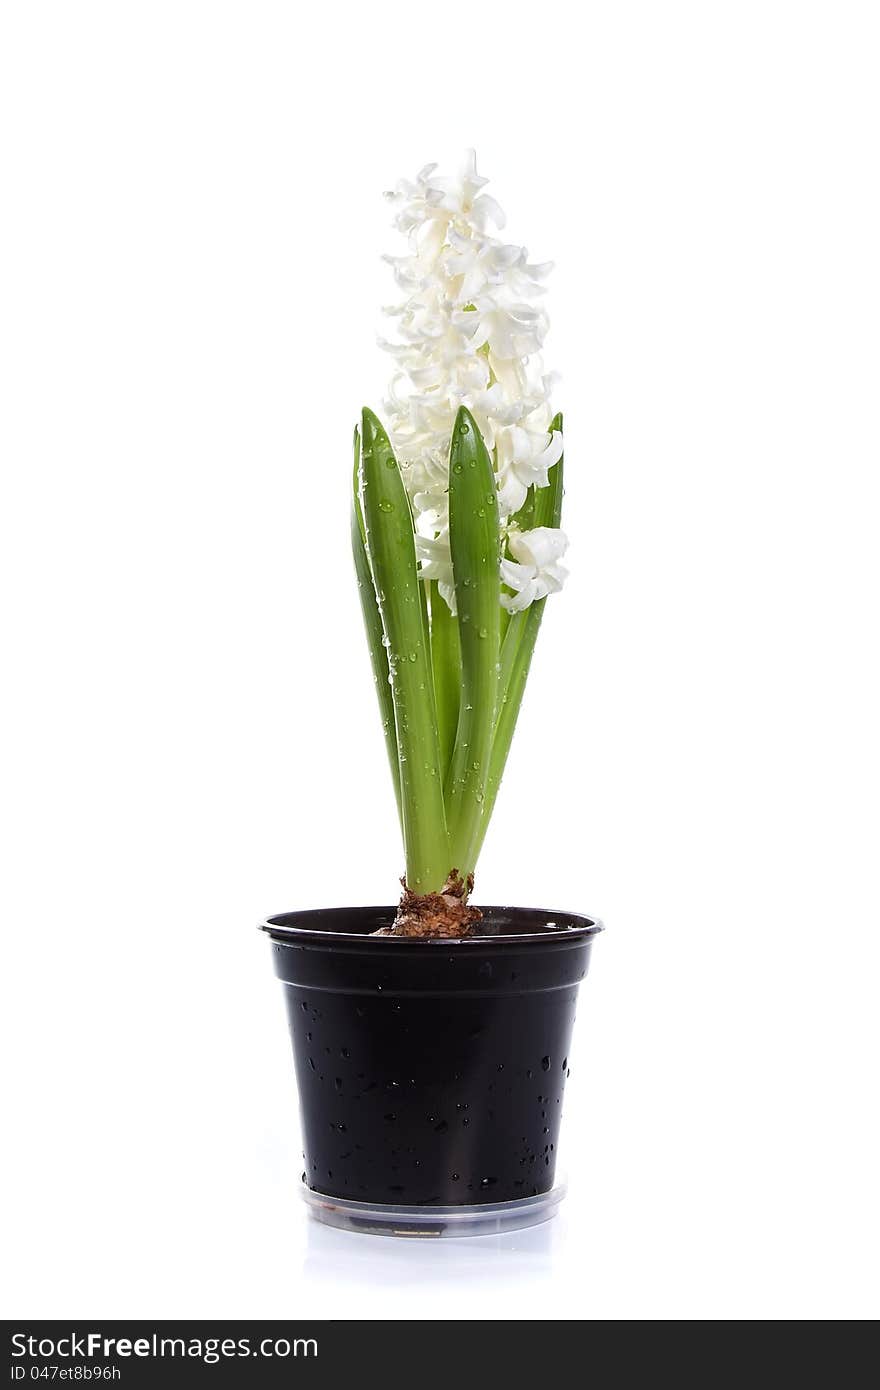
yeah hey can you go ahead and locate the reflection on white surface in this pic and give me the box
[302,1206,566,1294]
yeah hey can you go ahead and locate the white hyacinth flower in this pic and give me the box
[381,151,568,612]
[500,527,570,613]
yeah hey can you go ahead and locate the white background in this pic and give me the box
[2,1,878,1320]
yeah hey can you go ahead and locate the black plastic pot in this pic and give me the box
[261,905,602,1235]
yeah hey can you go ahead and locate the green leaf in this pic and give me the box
[351,425,401,829]
[473,412,564,859]
[359,408,449,893]
[444,406,501,878]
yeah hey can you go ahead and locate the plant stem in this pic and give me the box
[428,579,460,783]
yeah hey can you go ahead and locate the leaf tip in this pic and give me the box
[454,404,479,436]
[361,406,385,441]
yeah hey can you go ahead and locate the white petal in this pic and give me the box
[508,526,569,568]
[499,557,532,592]
[500,576,539,613]
[438,579,457,615]
[472,194,506,229]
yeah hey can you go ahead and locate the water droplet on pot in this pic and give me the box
[541,1056,551,1071]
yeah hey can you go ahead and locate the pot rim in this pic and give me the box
[260,904,604,948]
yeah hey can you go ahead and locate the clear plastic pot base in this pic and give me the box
[301,1179,567,1238]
